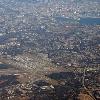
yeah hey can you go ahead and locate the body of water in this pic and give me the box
[0,63,10,69]
[79,18,100,25]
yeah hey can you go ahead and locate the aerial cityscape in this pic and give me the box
[0,0,100,100]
